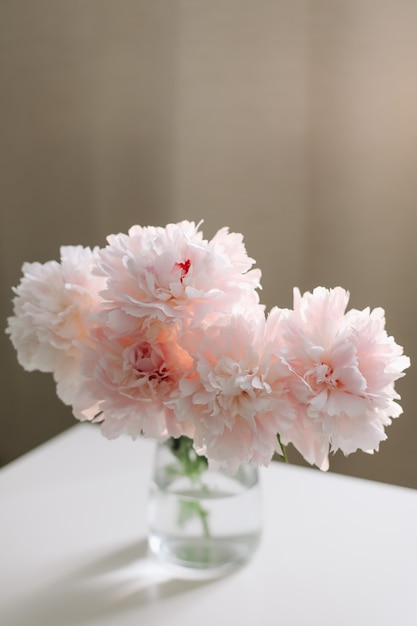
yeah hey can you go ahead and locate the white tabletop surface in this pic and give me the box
[1,423,416,626]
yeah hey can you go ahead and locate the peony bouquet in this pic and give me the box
[6,221,410,472]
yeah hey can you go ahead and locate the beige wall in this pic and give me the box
[1,1,416,487]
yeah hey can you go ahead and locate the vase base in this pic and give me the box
[148,531,261,578]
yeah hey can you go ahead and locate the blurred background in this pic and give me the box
[1,0,416,487]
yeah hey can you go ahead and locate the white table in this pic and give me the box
[1,423,416,626]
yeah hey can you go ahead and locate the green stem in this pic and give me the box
[199,505,210,539]
[168,436,211,538]
[277,433,288,463]
[168,436,209,480]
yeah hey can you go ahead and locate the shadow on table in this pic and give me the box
[3,539,235,625]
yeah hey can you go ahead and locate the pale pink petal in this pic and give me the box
[6,246,106,405]
[277,286,410,468]
[94,221,262,332]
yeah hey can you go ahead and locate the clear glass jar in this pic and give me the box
[147,437,262,577]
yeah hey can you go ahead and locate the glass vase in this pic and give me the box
[147,437,262,576]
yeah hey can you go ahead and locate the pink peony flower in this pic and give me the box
[94,221,262,332]
[6,222,410,474]
[171,311,295,472]
[276,287,410,470]
[73,318,195,441]
[6,246,106,405]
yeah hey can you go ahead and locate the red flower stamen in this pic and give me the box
[175,259,191,282]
